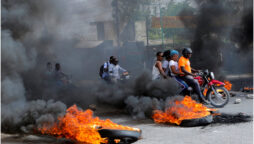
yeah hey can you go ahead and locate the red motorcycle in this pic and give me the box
[190,69,230,108]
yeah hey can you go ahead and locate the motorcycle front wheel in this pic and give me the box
[207,86,230,108]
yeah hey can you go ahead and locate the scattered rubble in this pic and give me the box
[246,94,253,99]
[234,98,241,104]
[230,93,236,97]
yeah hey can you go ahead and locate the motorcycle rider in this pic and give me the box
[152,51,168,80]
[178,48,210,104]
[109,58,128,83]
[169,50,189,94]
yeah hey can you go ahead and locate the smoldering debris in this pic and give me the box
[212,113,252,124]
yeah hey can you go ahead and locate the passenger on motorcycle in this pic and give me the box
[168,50,189,94]
[178,48,210,104]
[152,52,168,80]
[102,56,115,81]
[109,58,128,83]
[162,50,171,76]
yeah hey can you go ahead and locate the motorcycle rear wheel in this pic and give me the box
[207,86,230,108]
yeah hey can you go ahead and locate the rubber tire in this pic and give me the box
[180,114,213,127]
[98,129,141,144]
[207,86,230,108]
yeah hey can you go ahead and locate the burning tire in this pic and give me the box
[207,86,230,108]
[98,129,141,144]
[180,114,213,127]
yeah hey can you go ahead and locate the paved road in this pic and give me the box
[100,92,253,144]
[2,92,253,144]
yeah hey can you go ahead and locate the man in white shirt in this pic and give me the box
[109,58,128,83]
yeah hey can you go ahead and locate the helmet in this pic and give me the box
[182,48,192,57]
[109,56,115,63]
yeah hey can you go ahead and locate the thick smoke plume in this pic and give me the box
[95,72,182,119]
[1,0,181,133]
[1,0,112,133]
[2,0,252,134]
[180,0,253,76]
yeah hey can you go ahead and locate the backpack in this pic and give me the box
[99,62,108,78]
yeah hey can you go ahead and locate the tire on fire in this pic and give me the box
[98,129,141,144]
[180,114,213,127]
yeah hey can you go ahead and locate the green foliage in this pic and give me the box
[150,0,195,43]
[161,0,195,16]
[148,29,162,40]
[111,0,152,22]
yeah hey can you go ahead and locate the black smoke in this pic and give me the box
[1,0,112,133]
[179,0,253,77]
[95,71,182,119]
[1,0,181,133]
[231,9,253,52]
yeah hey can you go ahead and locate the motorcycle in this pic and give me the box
[110,72,130,84]
[119,72,130,81]
[187,69,230,108]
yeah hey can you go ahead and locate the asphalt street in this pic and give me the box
[1,91,253,144]
[100,91,253,144]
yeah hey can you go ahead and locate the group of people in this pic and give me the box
[152,48,209,104]
[100,56,129,83]
[99,48,208,103]
[45,62,71,86]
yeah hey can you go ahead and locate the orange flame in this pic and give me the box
[152,96,216,125]
[203,88,208,96]
[243,87,254,91]
[207,80,232,95]
[39,105,140,144]
[224,80,232,91]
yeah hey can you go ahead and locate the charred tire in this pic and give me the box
[98,129,141,144]
[180,114,213,127]
[207,86,230,108]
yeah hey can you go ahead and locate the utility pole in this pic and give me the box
[159,3,164,49]
[173,28,175,49]
[115,0,120,48]
[146,16,149,46]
